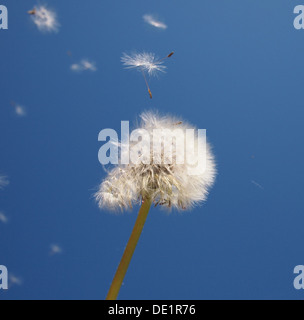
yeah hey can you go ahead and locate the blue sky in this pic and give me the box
[0,0,304,300]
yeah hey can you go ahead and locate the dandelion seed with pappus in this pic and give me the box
[121,52,174,99]
[0,176,9,190]
[28,5,60,33]
[143,14,168,30]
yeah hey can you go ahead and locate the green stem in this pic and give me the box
[106,198,152,300]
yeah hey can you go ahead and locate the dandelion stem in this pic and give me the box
[106,198,152,300]
[140,68,152,99]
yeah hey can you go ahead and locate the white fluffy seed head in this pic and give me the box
[31,5,60,33]
[95,112,216,211]
[121,52,166,76]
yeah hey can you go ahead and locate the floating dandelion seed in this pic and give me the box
[0,212,8,224]
[29,5,59,33]
[15,105,26,117]
[121,52,168,76]
[9,274,22,287]
[251,180,264,190]
[0,175,9,189]
[143,14,167,29]
[95,112,216,299]
[49,244,63,255]
[10,101,26,117]
[70,59,97,72]
[121,51,174,99]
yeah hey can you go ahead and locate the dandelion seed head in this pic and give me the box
[31,5,59,33]
[95,112,216,211]
[121,52,166,76]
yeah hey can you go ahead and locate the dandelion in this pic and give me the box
[0,175,9,190]
[70,59,97,72]
[97,112,216,210]
[28,5,60,33]
[143,14,167,29]
[95,111,216,299]
[121,51,174,99]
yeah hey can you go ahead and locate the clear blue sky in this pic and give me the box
[0,0,304,300]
